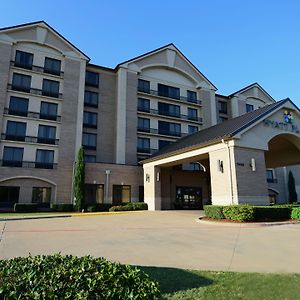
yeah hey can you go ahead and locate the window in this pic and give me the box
[83,111,97,128]
[188,125,198,134]
[157,83,180,100]
[84,184,104,204]
[246,104,254,112]
[137,137,150,153]
[15,50,33,69]
[0,186,20,203]
[158,102,180,118]
[138,79,150,93]
[12,73,31,92]
[137,98,150,112]
[218,101,228,114]
[44,57,61,76]
[85,71,99,87]
[9,96,29,116]
[158,121,181,136]
[188,108,198,121]
[84,91,98,107]
[112,185,131,205]
[42,79,59,98]
[187,90,197,103]
[38,125,56,144]
[2,146,23,167]
[32,187,51,203]
[82,133,97,150]
[159,140,172,150]
[84,155,96,162]
[218,116,228,123]
[36,149,54,169]
[6,121,26,141]
[40,101,58,121]
[137,117,150,132]
[266,169,277,183]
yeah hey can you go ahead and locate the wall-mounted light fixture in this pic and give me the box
[218,160,224,173]
[145,173,150,183]
[156,172,160,182]
[250,158,256,171]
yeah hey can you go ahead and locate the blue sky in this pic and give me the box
[1,0,300,104]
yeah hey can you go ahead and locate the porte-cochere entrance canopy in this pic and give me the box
[142,98,300,210]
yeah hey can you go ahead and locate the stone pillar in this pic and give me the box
[143,165,161,211]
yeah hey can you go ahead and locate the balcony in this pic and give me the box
[137,107,203,123]
[1,133,59,145]
[137,147,158,154]
[1,160,57,169]
[8,84,63,99]
[137,88,202,105]
[137,127,187,138]
[11,61,64,77]
[4,108,61,122]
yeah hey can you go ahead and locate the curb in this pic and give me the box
[196,218,300,227]
[0,215,72,221]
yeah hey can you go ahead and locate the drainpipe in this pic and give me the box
[222,139,234,204]
[105,170,111,203]
[70,160,76,205]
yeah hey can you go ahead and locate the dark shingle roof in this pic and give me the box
[142,99,290,163]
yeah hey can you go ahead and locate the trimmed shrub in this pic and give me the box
[86,203,113,212]
[204,205,225,220]
[109,202,148,212]
[0,254,160,299]
[51,203,74,212]
[291,207,300,220]
[223,205,255,222]
[14,203,37,213]
[254,206,291,220]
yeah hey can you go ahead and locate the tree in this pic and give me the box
[74,147,85,211]
[288,170,298,204]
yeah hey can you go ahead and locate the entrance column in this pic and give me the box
[143,164,161,211]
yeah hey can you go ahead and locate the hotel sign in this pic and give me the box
[263,110,299,133]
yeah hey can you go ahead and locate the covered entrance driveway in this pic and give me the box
[142,98,300,210]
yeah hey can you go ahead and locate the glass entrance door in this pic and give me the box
[175,186,202,209]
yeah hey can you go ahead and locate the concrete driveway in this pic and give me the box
[0,210,299,273]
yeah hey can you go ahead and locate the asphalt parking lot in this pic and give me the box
[0,210,299,273]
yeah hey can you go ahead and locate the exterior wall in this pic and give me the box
[85,163,143,203]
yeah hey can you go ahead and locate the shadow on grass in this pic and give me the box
[139,266,213,294]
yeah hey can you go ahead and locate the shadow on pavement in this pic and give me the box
[139,266,213,294]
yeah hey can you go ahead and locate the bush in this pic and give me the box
[51,203,74,212]
[254,206,291,220]
[0,254,160,299]
[109,202,148,212]
[14,203,37,213]
[204,205,225,220]
[291,207,300,220]
[86,203,113,212]
[223,205,255,222]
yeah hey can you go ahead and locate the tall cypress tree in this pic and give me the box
[74,147,85,211]
[288,170,298,204]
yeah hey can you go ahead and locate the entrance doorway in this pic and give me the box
[175,186,202,209]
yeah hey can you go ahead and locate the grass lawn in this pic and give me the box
[140,267,300,300]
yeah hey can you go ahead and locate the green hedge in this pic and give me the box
[291,207,300,220]
[204,205,225,219]
[223,205,255,221]
[14,203,37,213]
[86,203,113,212]
[109,202,148,212]
[51,203,74,212]
[0,254,160,299]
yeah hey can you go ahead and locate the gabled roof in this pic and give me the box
[0,21,90,61]
[229,82,275,102]
[142,98,298,163]
[116,43,217,90]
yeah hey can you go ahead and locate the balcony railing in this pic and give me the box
[11,61,64,77]
[137,147,158,154]
[1,133,59,145]
[83,123,97,129]
[1,160,57,169]
[137,107,203,123]
[137,127,187,137]
[137,87,202,105]
[82,145,97,150]
[4,108,61,122]
[8,84,63,99]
